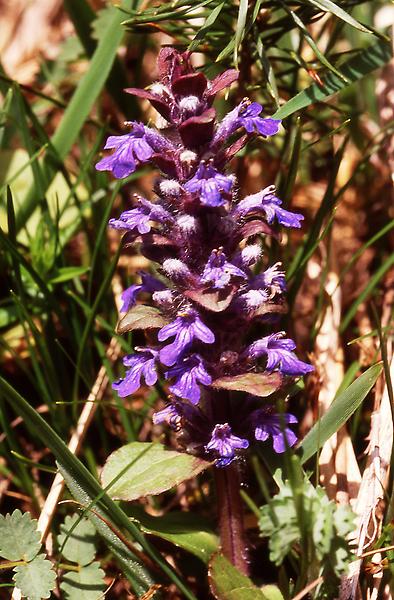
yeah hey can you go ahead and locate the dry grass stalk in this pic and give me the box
[316,265,361,506]
[339,354,394,600]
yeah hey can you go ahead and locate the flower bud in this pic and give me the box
[162,258,192,281]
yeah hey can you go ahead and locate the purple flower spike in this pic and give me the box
[109,198,172,235]
[96,123,154,179]
[166,354,212,404]
[239,263,286,311]
[184,161,234,207]
[158,310,215,366]
[109,207,151,234]
[213,106,241,144]
[251,406,298,453]
[120,272,166,312]
[246,333,314,377]
[264,200,304,229]
[238,102,281,137]
[260,262,286,294]
[103,49,311,469]
[213,100,280,145]
[234,186,304,229]
[201,248,247,290]
[205,423,249,467]
[152,400,184,429]
[112,348,159,397]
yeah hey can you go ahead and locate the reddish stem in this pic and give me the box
[214,462,249,575]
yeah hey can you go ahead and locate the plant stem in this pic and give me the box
[0,560,26,570]
[214,463,249,575]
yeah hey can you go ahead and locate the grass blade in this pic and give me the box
[306,0,371,33]
[299,363,383,464]
[15,4,132,231]
[234,0,249,66]
[273,39,392,120]
[188,2,225,52]
[280,3,348,82]
[0,376,198,599]
[340,253,394,333]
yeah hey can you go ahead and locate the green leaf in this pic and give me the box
[50,8,125,159]
[209,554,284,600]
[15,3,132,231]
[48,266,90,284]
[60,561,106,600]
[188,2,225,52]
[101,442,211,501]
[340,252,394,333]
[0,510,41,561]
[226,589,284,600]
[91,5,121,40]
[258,478,354,583]
[306,0,371,33]
[13,554,56,600]
[127,506,219,564]
[0,376,198,599]
[273,39,392,120]
[60,465,198,600]
[59,465,154,596]
[234,0,249,66]
[58,514,97,566]
[281,4,348,82]
[299,363,383,464]
[212,372,282,397]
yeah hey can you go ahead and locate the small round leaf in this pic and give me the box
[0,510,41,561]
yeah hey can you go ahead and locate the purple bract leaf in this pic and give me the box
[179,108,216,148]
[237,219,279,241]
[124,87,172,121]
[172,72,207,97]
[206,69,239,97]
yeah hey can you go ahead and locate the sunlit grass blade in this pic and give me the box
[188,2,225,52]
[72,247,121,407]
[0,376,197,599]
[0,227,70,336]
[15,4,135,232]
[87,180,122,302]
[280,3,348,82]
[273,39,392,120]
[234,0,248,66]
[122,0,213,26]
[299,363,383,464]
[64,0,136,117]
[306,0,371,33]
[255,36,280,106]
[340,253,394,334]
[12,86,48,200]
